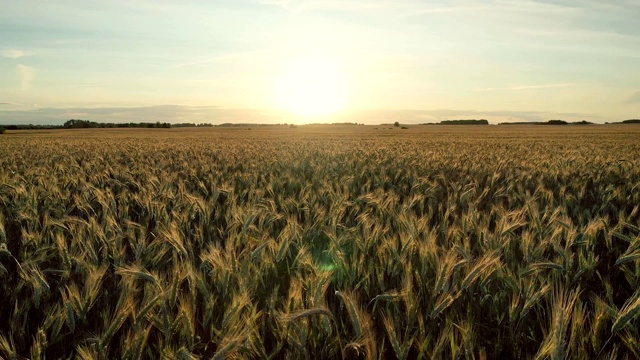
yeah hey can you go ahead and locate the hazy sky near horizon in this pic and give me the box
[1,0,640,124]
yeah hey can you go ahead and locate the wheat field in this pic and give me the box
[1,125,639,359]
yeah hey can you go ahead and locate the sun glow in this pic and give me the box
[275,55,347,117]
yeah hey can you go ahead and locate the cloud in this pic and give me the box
[17,64,37,91]
[475,83,576,91]
[339,108,604,124]
[0,105,287,125]
[3,49,24,59]
[257,0,483,15]
[257,0,578,16]
[257,0,386,12]
[0,105,609,126]
[0,102,30,110]
[625,91,640,104]
[401,5,486,16]
[171,49,269,69]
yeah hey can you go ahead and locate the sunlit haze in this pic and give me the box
[1,0,639,124]
[275,55,347,118]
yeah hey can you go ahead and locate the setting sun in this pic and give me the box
[274,55,347,118]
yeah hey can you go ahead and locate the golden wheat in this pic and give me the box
[0,125,638,358]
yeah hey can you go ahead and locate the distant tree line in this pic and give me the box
[1,124,64,130]
[64,119,171,128]
[216,123,354,127]
[0,120,174,130]
[440,119,489,125]
[498,120,594,125]
[622,119,640,124]
[421,119,489,125]
[172,123,214,128]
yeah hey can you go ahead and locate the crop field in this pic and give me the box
[0,125,639,359]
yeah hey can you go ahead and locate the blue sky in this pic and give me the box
[1,0,639,124]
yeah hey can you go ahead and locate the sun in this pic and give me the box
[274,55,347,118]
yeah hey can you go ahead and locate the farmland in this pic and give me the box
[0,125,639,359]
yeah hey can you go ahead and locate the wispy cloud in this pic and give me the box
[258,0,389,12]
[258,0,578,16]
[0,105,286,125]
[625,91,640,104]
[17,64,37,91]
[257,0,485,15]
[342,108,602,124]
[171,49,269,69]
[528,0,640,11]
[475,83,576,91]
[0,102,31,110]
[515,27,640,43]
[3,49,24,59]
[0,105,610,125]
[401,5,486,16]
[495,0,580,11]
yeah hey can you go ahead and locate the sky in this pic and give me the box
[1,0,640,124]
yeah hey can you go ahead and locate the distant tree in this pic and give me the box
[622,119,640,124]
[394,121,400,127]
[174,123,197,127]
[439,119,489,125]
[0,126,5,134]
[64,119,96,128]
